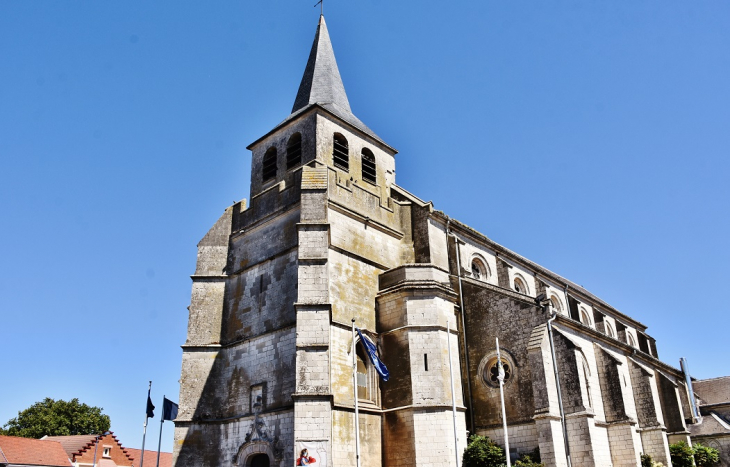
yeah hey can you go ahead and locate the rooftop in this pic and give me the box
[0,435,72,467]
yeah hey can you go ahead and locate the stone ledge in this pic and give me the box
[379,324,460,337]
[297,256,328,264]
[189,274,227,280]
[296,343,329,350]
[328,200,404,240]
[377,280,458,301]
[292,393,333,400]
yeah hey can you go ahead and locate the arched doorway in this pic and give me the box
[249,453,270,467]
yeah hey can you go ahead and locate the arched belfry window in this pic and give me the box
[333,133,349,171]
[286,133,302,169]
[361,148,376,184]
[262,147,277,182]
[605,321,615,338]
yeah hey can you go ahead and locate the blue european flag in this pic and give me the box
[356,328,390,381]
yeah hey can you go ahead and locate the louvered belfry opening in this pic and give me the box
[286,133,302,169]
[333,133,349,170]
[262,147,277,182]
[361,148,376,184]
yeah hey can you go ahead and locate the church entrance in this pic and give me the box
[249,453,270,467]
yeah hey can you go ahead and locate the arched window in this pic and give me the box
[470,256,490,281]
[262,147,277,182]
[581,358,593,409]
[627,332,637,348]
[550,295,564,314]
[471,261,482,280]
[579,308,592,327]
[605,321,615,338]
[286,133,302,169]
[333,133,349,170]
[513,274,529,294]
[361,148,376,184]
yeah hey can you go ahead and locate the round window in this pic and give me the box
[482,356,512,388]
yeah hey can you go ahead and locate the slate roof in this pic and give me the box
[292,15,351,115]
[0,435,72,466]
[249,15,392,151]
[689,412,730,437]
[694,376,730,405]
[125,448,173,467]
[42,435,96,459]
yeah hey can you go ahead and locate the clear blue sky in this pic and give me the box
[1,1,728,454]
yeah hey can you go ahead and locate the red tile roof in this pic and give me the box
[42,433,134,466]
[125,448,173,467]
[0,435,72,466]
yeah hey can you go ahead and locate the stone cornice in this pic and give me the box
[431,210,648,331]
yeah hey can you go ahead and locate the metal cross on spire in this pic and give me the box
[314,0,323,15]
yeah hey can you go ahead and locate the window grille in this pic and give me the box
[333,133,349,170]
[361,148,376,184]
[262,147,277,182]
[286,133,302,169]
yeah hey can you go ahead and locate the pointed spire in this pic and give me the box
[246,15,394,152]
[292,15,351,114]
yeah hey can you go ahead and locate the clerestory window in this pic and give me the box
[286,133,302,169]
[513,275,529,294]
[333,133,349,171]
[550,295,563,314]
[262,147,277,182]
[580,308,592,327]
[627,332,637,348]
[361,148,376,184]
[471,258,488,281]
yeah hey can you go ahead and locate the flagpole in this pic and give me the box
[156,395,165,467]
[352,319,361,467]
[447,318,459,467]
[496,338,511,467]
[140,381,152,467]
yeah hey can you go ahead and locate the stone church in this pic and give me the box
[172,15,728,467]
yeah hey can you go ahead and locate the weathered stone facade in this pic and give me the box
[173,15,728,467]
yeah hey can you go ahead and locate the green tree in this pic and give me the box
[693,443,720,467]
[670,441,697,467]
[0,398,111,438]
[462,435,507,467]
[514,448,543,467]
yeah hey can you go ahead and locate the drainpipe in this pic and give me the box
[680,358,701,423]
[446,219,475,436]
[547,304,572,467]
